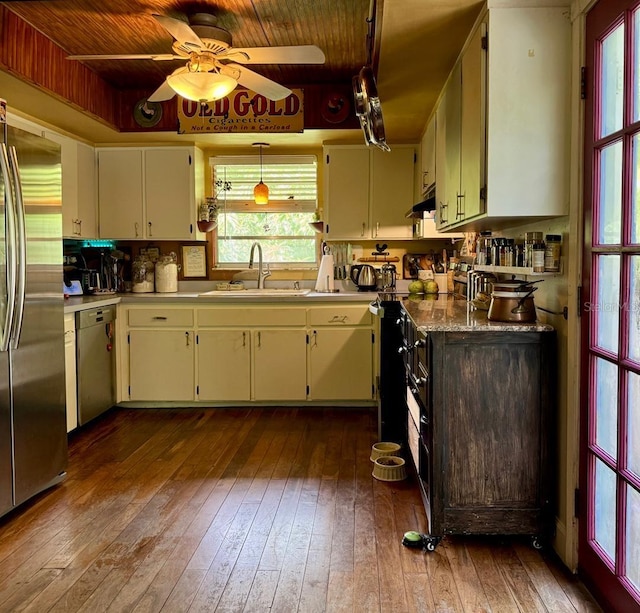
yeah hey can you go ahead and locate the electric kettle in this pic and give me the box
[350,264,377,291]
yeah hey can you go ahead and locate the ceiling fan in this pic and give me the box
[67,12,326,103]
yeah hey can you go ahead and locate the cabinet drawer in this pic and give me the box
[197,307,306,327]
[408,411,420,471]
[128,308,194,327]
[307,305,371,326]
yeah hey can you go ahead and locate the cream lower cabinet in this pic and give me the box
[64,313,78,432]
[121,303,375,404]
[126,307,195,401]
[197,330,250,401]
[253,329,307,401]
[196,307,307,402]
[129,330,195,401]
[307,305,374,401]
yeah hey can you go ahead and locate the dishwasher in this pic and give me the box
[76,306,116,426]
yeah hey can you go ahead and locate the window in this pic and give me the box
[210,155,318,267]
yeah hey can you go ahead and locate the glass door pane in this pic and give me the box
[583,2,640,609]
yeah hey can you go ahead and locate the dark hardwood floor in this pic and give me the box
[0,407,601,612]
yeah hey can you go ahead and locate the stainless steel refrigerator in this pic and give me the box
[0,104,67,518]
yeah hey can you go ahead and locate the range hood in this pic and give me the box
[405,195,436,218]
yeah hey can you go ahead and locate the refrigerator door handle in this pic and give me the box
[8,146,26,349]
[0,143,18,352]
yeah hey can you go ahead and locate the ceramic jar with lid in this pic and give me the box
[155,252,179,293]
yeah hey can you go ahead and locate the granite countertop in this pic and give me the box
[402,295,554,332]
[63,290,379,313]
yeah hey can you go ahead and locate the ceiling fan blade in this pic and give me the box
[147,66,192,102]
[147,79,176,103]
[152,13,204,50]
[67,53,181,61]
[219,45,325,65]
[220,64,292,101]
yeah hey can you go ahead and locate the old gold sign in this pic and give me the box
[178,89,304,134]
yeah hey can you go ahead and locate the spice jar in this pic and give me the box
[532,242,546,273]
[544,234,562,272]
[155,253,178,293]
[525,231,543,268]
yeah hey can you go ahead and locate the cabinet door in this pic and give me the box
[129,330,195,400]
[444,64,462,227]
[253,329,307,401]
[460,24,486,222]
[435,100,449,230]
[371,147,415,239]
[324,147,370,239]
[98,149,144,239]
[144,149,196,240]
[76,142,97,238]
[64,314,77,433]
[421,116,436,194]
[308,328,373,401]
[197,330,250,401]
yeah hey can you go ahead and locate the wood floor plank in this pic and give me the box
[464,538,523,613]
[0,408,602,613]
[443,537,491,613]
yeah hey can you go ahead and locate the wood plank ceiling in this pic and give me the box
[0,0,484,144]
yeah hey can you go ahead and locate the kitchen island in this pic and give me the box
[399,294,555,550]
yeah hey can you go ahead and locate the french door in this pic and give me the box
[582,1,640,611]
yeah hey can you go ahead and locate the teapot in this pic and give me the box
[350,264,377,291]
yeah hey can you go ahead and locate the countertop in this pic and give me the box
[63,290,379,314]
[402,295,554,332]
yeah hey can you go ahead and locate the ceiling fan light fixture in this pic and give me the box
[253,143,270,205]
[166,71,236,102]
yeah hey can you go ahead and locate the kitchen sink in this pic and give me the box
[199,288,312,297]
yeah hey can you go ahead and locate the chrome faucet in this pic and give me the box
[248,242,271,289]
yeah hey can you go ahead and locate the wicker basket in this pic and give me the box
[372,456,407,481]
[370,442,401,462]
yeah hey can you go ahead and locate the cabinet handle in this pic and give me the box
[361,222,365,237]
[148,221,153,237]
[329,315,347,323]
[422,171,429,189]
[152,316,167,320]
[375,222,379,237]
[135,222,140,238]
[185,331,190,346]
[257,331,261,348]
[456,192,465,219]
[242,331,246,347]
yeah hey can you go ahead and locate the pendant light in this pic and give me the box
[253,142,270,205]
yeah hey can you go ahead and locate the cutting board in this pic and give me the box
[402,253,434,279]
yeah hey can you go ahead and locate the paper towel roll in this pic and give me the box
[315,254,335,291]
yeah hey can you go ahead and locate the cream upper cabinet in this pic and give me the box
[420,115,436,195]
[324,145,416,240]
[44,132,97,239]
[435,7,570,231]
[323,147,370,239]
[97,147,205,240]
[97,149,144,239]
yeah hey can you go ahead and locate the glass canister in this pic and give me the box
[131,255,154,293]
[155,252,179,293]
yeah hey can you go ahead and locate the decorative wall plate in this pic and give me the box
[133,99,163,128]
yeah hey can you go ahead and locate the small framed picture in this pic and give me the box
[181,245,207,278]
